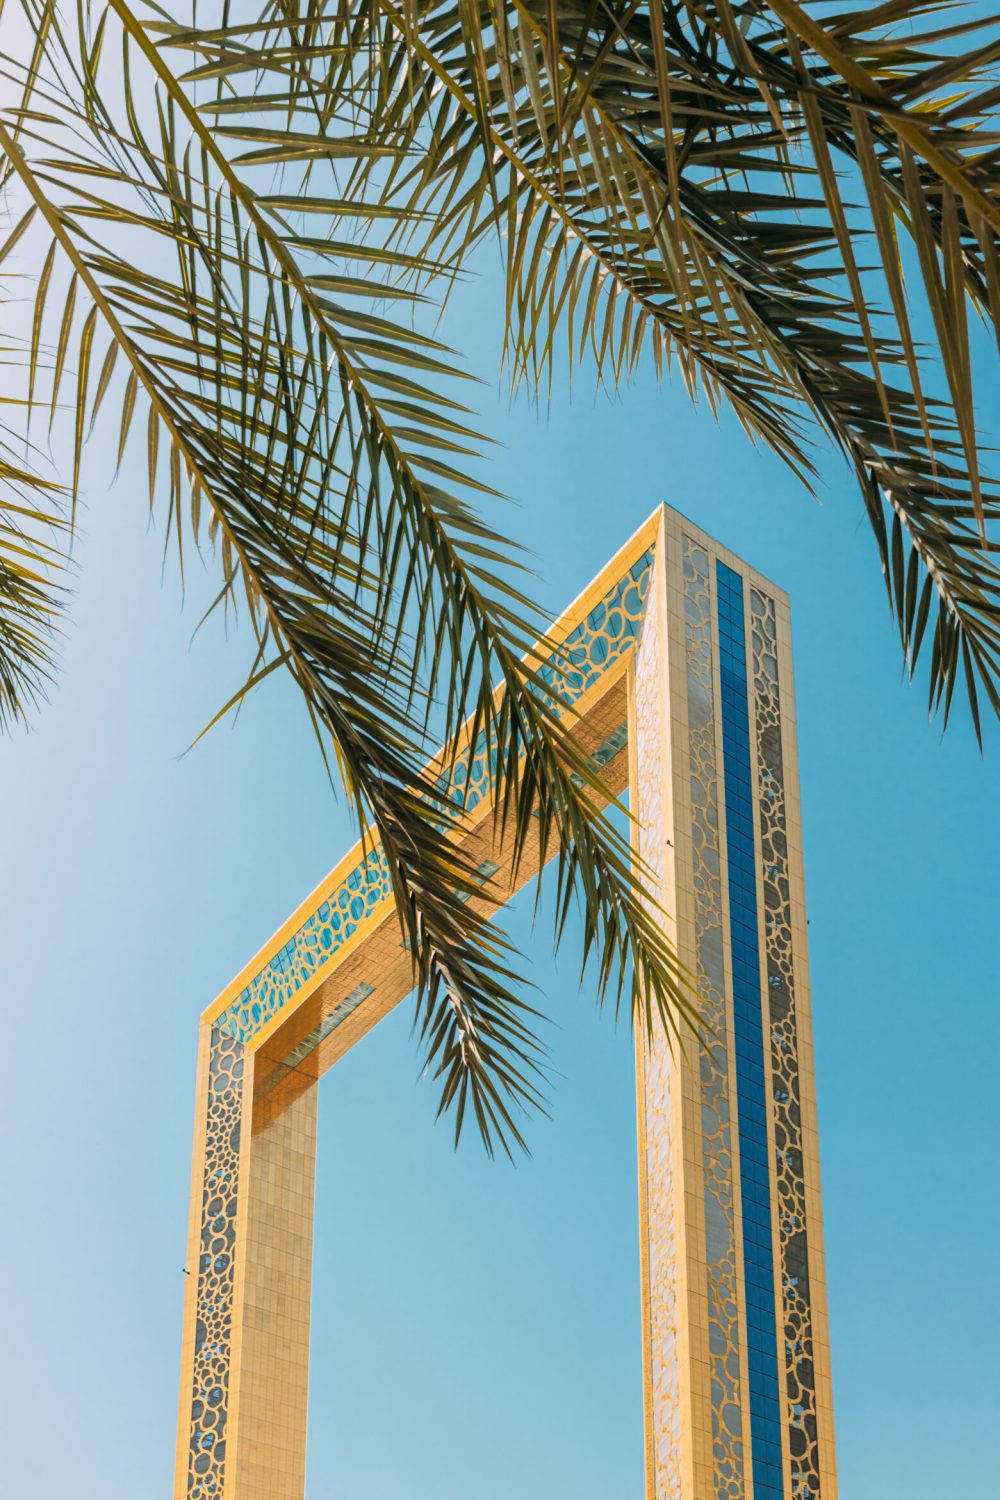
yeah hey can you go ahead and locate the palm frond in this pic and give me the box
[0,216,67,727]
[3,0,999,1147]
[0,0,694,1155]
[270,0,1000,738]
[0,435,66,728]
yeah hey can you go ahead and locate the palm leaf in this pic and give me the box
[0,0,694,1156]
[274,0,1000,737]
[0,441,67,728]
[0,215,68,727]
[3,0,999,1148]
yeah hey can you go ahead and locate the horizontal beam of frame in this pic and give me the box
[202,510,663,1101]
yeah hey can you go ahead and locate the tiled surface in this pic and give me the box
[232,1078,317,1500]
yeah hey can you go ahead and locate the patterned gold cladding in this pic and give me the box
[172,507,838,1500]
[682,538,745,1500]
[749,589,822,1499]
[183,1029,244,1500]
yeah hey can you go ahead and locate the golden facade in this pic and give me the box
[174,506,836,1499]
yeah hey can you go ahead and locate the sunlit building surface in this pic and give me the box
[174,506,837,1499]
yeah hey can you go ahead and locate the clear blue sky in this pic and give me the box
[2,223,998,1500]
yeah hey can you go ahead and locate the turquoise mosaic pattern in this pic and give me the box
[430,552,653,813]
[217,551,653,1045]
[219,849,392,1043]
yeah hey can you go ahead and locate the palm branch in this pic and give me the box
[0,0,692,1156]
[307,0,1000,732]
[0,425,66,725]
[0,0,998,1151]
[0,44,69,728]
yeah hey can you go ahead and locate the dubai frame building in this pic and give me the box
[174,506,837,1500]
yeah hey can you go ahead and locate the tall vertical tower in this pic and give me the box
[174,506,836,1500]
[632,510,836,1500]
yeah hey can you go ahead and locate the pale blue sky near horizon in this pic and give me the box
[2,196,999,1500]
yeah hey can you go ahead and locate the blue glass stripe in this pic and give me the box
[716,561,784,1500]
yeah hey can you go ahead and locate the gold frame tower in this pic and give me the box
[175,506,837,1500]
